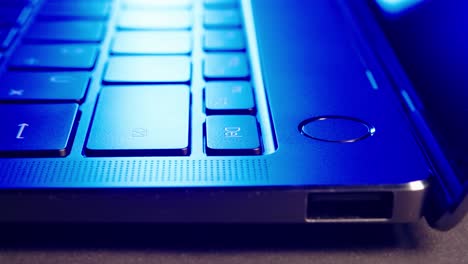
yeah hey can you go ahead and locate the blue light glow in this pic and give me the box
[376,0,424,14]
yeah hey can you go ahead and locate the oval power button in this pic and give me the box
[300,116,375,143]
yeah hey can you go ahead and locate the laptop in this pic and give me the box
[0,0,466,231]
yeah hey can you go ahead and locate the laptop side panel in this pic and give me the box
[342,0,468,230]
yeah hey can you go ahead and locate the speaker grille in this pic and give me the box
[0,159,271,187]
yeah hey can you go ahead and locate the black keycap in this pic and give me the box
[205,115,261,155]
[121,0,193,9]
[112,31,192,55]
[25,21,106,43]
[118,10,192,30]
[86,85,190,156]
[9,44,99,70]
[204,53,249,80]
[104,56,191,83]
[205,81,255,115]
[38,2,111,20]
[204,29,245,51]
[0,28,17,50]
[0,6,32,26]
[204,0,238,9]
[0,104,79,157]
[0,72,89,102]
[204,9,241,28]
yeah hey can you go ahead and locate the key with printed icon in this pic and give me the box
[205,115,261,155]
[0,72,90,102]
[204,29,245,51]
[9,44,99,70]
[86,85,191,156]
[204,53,250,80]
[205,81,255,115]
[0,104,79,157]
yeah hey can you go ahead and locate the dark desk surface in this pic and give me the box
[1,217,467,264]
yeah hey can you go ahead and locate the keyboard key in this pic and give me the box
[0,72,89,102]
[0,6,32,26]
[205,81,255,115]
[24,21,106,43]
[204,9,241,28]
[205,115,261,155]
[112,31,192,55]
[9,44,99,70]
[0,104,79,157]
[86,85,190,156]
[204,53,249,80]
[204,29,245,51]
[0,28,18,50]
[204,0,238,8]
[118,10,192,30]
[38,2,111,20]
[104,56,191,83]
[122,0,193,9]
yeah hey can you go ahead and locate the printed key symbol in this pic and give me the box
[224,127,242,138]
[16,123,29,139]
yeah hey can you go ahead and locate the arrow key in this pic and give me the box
[0,104,79,157]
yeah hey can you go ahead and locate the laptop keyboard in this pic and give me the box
[0,0,272,157]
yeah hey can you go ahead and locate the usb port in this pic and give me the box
[306,192,393,220]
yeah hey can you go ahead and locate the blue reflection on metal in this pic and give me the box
[365,70,379,90]
[401,90,416,112]
[376,0,424,14]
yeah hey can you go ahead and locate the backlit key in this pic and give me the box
[0,72,90,102]
[204,53,249,80]
[204,29,245,51]
[9,44,99,70]
[205,81,255,115]
[25,21,106,43]
[204,0,238,8]
[122,0,193,9]
[0,104,79,157]
[86,85,190,156]
[204,9,241,28]
[118,10,192,30]
[103,56,191,83]
[112,31,192,55]
[38,2,111,20]
[205,115,261,155]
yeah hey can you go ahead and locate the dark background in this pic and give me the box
[1,217,467,264]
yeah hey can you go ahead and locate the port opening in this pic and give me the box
[307,192,393,220]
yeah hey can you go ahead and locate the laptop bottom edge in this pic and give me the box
[0,181,427,224]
